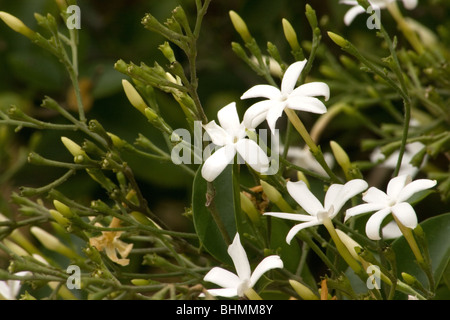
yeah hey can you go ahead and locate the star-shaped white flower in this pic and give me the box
[264,179,368,244]
[201,102,270,182]
[241,60,330,133]
[345,174,436,240]
[0,271,29,300]
[203,233,283,298]
[340,0,418,26]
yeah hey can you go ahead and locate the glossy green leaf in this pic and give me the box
[192,165,237,265]
[392,212,450,289]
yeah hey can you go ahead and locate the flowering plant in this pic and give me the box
[0,0,448,301]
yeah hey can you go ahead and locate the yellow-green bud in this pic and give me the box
[131,279,151,286]
[107,132,126,149]
[401,272,417,285]
[0,11,36,39]
[61,137,86,158]
[122,79,148,115]
[289,280,319,300]
[30,226,78,259]
[159,41,176,63]
[229,11,252,43]
[53,200,73,218]
[335,229,362,261]
[260,180,293,213]
[327,32,348,48]
[3,239,29,256]
[330,140,351,174]
[240,192,260,225]
[282,18,301,51]
[49,209,70,228]
[296,171,310,189]
[144,107,158,121]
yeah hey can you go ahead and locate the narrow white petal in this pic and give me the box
[0,282,13,300]
[217,102,241,136]
[286,221,321,244]
[345,202,386,221]
[386,174,411,199]
[250,255,283,287]
[243,100,273,129]
[381,220,403,240]
[286,180,324,216]
[402,0,418,10]
[365,208,392,240]
[235,139,270,173]
[203,267,241,289]
[266,103,286,133]
[227,233,251,281]
[203,121,229,146]
[241,85,281,100]
[201,145,236,182]
[290,82,330,101]
[324,179,368,214]
[205,288,239,297]
[286,96,327,114]
[391,202,418,229]
[396,179,437,203]
[343,6,365,25]
[281,60,307,94]
[362,187,389,204]
[263,212,316,222]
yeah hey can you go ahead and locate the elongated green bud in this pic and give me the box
[289,280,319,300]
[327,32,348,48]
[229,11,252,43]
[122,79,148,115]
[61,137,87,158]
[53,200,73,218]
[0,11,36,39]
[30,226,78,259]
[330,140,351,174]
[335,229,362,261]
[260,180,293,213]
[240,192,260,225]
[282,18,301,52]
[49,209,70,228]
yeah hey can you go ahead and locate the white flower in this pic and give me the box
[370,142,426,178]
[345,174,437,240]
[340,0,418,26]
[241,60,330,133]
[203,233,283,298]
[264,179,368,244]
[0,271,29,300]
[201,102,270,182]
[285,146,334,176]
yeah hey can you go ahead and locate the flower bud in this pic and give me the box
[53,200,73,218]
[296,171,310,189]
[3,239,29,256]
[30,226,78,259]
[260,180,293,213]
[282,19,301,52]
[305,4,318,29]
[49,209,70,228]
[335,229,362,261]
[229,11,252,43]
[131,279,151,286]
[0,11,36,39]
[401,272,417,285]
[289,280,319,300]
[61,137,86,158]
[240,192,260,225]
[122,79,148,115]
[327,32,348,48]
[330,140,351,173]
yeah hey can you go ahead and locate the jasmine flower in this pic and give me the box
[241,60,329,133]
[0,271,29,300]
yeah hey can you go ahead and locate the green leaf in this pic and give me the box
[392,212,450,290]
[192,164,237,265]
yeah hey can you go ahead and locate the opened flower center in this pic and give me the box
[237,279,251,297]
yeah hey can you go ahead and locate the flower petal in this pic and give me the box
[324,179,368,214]
[250,255,283,287]
[386,174,411,199]
[266,102,286,133]
[291,82,330,101]
[402,0,418,10]
[217,102,241,136]
[362,187,389,204]
[241,85,281,100]
[203,120,229,146]
[235,139,270,173]
[281,60,307,94]
[286,180,324,216]
[343,5,365,26]
[263,211,316,222]
[201,144,236,182]
[345,202,386,221]
[204,288,238,297]
[203,266,241,289]
[365,208,392,240]
[286,221,321,244]
[286,96,327,114]
[391,202,418,229]
[381,220,403,240]
[243,100,273,129]
[227,233,251,281]
[396,179,437,203]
